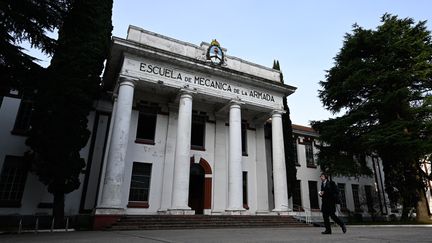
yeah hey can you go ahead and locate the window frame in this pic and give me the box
[241,121,249,156]
[364,185,375,213]
[191,113,206,150]
[338,183,348,210]
[0,155,28,207]
[352,184,362,212]
[127,162,152,208]
[135,105,158,145]
[308,180,320,210]
[293,137,299,166]
[242,171,248,209]
[11,98,33,136]
[305,140,315,168]
[292,180,303,211]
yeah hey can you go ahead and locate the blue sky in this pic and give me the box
[27,0,432,126]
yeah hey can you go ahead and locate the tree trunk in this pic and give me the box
[400,201,410,221]
[53,191,65,228]
[416,188,431,223]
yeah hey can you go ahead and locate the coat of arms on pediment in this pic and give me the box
[206,39,224,65]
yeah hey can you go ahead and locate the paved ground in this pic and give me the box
[1,225,432,243]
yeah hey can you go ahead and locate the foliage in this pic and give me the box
[273,60,297,198]
[26,0,113,222]
[0,0,70,91]
[312,14,432,219]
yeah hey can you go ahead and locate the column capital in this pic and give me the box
[179,87,197,96]
[229,99,245,108]
[118,76,138,87]
[271,109,286,117]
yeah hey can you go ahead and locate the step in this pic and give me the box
[106,215,310,230]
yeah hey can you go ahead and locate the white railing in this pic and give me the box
[282,204,313,224]
[17,216,72,234]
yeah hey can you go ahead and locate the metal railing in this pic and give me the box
[17,216,72,234]
[282,204,314,224]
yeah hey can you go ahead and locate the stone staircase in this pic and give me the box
[107,215,311,230]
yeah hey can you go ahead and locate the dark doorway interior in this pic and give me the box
[188,163,205,214]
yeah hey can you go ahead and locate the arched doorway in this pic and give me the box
[188,163,205,214]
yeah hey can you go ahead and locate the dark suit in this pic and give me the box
[321,180,345,233]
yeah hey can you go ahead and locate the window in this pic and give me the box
[338,183,347,209]
[305,141,315,167]
[0,155,28,207]
[128,162,152,207]
[352,184,361,212]
[292,180,302,211]
[308,181,319,209]
[364,185,375,213]
[12,99,33,135]
[191,114,206,150]
[264,123,272,139]
[242,171,248,209]
[241,121,248,156]
[292,138,299,166]
[136,106,157,144]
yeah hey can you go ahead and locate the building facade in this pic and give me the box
[290,125,392,221]
[0,26,419,229]
[93,26,296,227]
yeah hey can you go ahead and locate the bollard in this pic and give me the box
[50,217,55,232]
[18,218,22,234]
[35,218,39,234]
[65,217,69,232]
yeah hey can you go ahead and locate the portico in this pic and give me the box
[94,25,296,227]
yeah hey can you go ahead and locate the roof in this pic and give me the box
[102,26,297,94]
[292,124,318,137]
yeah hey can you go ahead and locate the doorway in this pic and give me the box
[188,163,205,214]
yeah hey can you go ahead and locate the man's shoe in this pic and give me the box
[341,225,347,234]
[321,231,331,234]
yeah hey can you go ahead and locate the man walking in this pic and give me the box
[319,173,346,234]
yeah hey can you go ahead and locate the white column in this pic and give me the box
[226,100,245,212]
[271,110,289,212]
[98,78,135,209]
[158,105,179,212]
[96,95,117,207]
[255,124,270,214]
[170,89,194,213]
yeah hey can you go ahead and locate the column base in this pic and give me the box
[157,209,168,215]
[93,207,125,230]
[225,208,247,215]
[167,208,195,215]
[271,208,293,216]
[210,210,224,215]
[255,210,270,215]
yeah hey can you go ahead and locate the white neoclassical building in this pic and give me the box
[92,26,296,227]
[0,26,416,229]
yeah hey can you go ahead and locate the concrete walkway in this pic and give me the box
[1,225,432,243]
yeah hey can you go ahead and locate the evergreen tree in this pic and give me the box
[0,0,70,92]
[312,14,432,222]
[26,0,113,225]
[273,60,297,199]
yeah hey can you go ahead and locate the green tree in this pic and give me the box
[0,0,70,92]
[273,60,297,199]
[312,14,432,222]
[26,0,113,226]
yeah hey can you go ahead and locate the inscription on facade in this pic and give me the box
[139,62,275,102]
